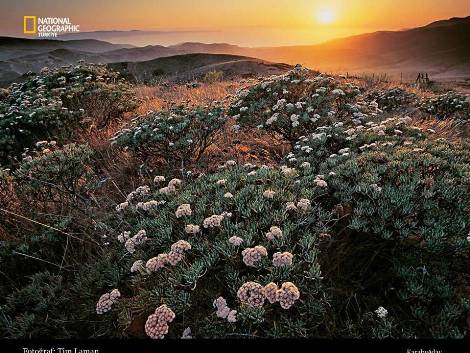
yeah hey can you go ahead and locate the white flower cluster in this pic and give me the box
[213,297,237,323]
[237,281,300,309]
[286,199,310,212]
[203,214,225,228]
[264,282,300,309]
[241,245,267,267]
[145,305,176,339]
[168,240,192,266]
[184,224,201,235]
[290,113,300,128]
[171,239,192,253]
[175,204,192,218]
[146,240,192,273]
[276,282,301,309]
[159,178,182,195]
[216,179,227,186]
[370,184,383,193]
[266,226,283,241]
[228,236,244,246]
[126,185,150,202]
[96,289,121,314]
[146,253,169,272]
[136,200,165,211]
[116,201,129,212]
[224,192,234,198]
[263,189,276,199]
[224,160,237,167]
[375,306,388,319]
[286,202,297,211]
[314,175,328,188]
[272,252,293,267]
[332,88,345,96]
[154,175,166,184]
[280,166,298,177]
[118,231,130,243]
[297,198,311,211]
[237,282,266,308]
[130,260,145,273]
[359,142,379,152]
[119,229,147,254]
[264,282,279,304]
[181,327,192,339]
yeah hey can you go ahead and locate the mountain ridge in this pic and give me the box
[0,15,469,85]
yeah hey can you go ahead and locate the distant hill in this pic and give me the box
[108,53,291,83]
[0,16,469,85]
[0,48,88,83]
[0,37,133,60]
[244,16,470,79]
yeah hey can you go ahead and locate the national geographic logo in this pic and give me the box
[23,16,37,34]
[23,16,80,37]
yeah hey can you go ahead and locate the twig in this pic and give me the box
[0,208,96,244]
[12,251,68,270]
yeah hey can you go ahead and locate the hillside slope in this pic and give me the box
[108,53,291,82]
[0,16,469,85]
[247,16,470,78]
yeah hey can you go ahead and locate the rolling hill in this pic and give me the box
[0,15,469,86]
[108,53,291,83]
[245,16,470,78]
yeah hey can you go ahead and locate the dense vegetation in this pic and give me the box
[0,64,468,339]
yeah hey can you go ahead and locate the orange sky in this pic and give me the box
[1,0,469,46]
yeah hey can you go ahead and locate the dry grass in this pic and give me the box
[200,120,291,172]
[414,118,469,141]
[134,81,251,114]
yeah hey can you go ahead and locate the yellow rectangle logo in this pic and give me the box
[23,16,37,34]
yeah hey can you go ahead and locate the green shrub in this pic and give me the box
[0,64,137,165]
[228,65,373,143]
[366,88,416,111]
[420,92,470,121]
[112,105,225,168]
[316,140,468,338]
[13,143,97,208]
[0,144,99,289]
[105,163,332,338]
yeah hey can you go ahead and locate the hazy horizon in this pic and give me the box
[1,0,469,47]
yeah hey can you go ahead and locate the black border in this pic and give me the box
[1,339,468,353]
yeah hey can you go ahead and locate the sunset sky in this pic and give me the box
[1,0,469,46]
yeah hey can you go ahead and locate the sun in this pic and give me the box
[317,8,335,24]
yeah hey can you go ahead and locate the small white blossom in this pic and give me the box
[375,306,388,319]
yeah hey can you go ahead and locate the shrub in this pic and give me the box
[0,64,137,165]
[366,88,416,111]
[228,65,374,143]
[419,92,470,121]
[285,115,426,174]
[312,139,469,338]
[112,105,225,168]
[0,143,101,289]
[13,143,97,210]
[107,163,333,338]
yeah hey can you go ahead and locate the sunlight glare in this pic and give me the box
[317,8,335,24]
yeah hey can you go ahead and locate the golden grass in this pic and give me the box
[134,81,250,114]
[414,118,469,141]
